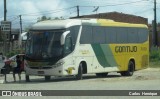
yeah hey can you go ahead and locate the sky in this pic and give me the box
[0,0,160,29]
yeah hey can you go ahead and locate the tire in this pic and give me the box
[25,75,30,82]
[120,72,126,76]
[121,61,134,76]
[96,73,108,77]
[76,63,83,80]
[45,76,51,81]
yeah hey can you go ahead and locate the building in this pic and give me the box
[71,11,148,25]
[0,28,21,54]
[0,25,2,41]
[10,29,20,50]
[0,25,3,53]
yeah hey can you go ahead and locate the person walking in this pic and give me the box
[13,55,22,82]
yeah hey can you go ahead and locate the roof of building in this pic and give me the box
[71,11,148,25]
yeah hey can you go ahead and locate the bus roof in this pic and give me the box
[30,19,81,30]
[30,18,147,30]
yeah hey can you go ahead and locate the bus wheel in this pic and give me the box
[121,61,134,76]
[25,75,30,82]
[45,76,51,81]
[96,73,108,77]
[76,63,83,80]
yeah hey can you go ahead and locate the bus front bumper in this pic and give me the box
[24,66,66,76]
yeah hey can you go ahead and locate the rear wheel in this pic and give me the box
[76,63,83,80]
[121,61,134,76]
[45,76,51,81]
[96,73,108,77]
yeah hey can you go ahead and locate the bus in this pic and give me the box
[24,19,149,81]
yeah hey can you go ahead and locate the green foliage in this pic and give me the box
[54,17,64,20]
[149,61,160,68]
[37,16,51,22]
[37,16,64,22]
[150,46,160,62]
[6,49,22,58]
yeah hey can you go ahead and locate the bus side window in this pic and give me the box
[65,36,72,54]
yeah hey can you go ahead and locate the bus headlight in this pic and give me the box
[53,61,65,68]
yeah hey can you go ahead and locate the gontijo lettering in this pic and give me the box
[115,46,137,53]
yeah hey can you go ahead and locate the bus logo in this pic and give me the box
[115,46,137,53]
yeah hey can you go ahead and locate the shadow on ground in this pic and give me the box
[4,74,122,84]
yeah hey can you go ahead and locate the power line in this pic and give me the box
[0,0,154,20]
[133,8,153,14]
[0,6,75,19]
[80,0,150,7]
[21,6,75,16]
[9,16,19,22]
[12,22,19,25]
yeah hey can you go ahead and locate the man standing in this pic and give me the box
[13,55,22,82]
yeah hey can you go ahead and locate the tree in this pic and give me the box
[37,16,51,22]
[54,16,64,20]
[37,16,65,22]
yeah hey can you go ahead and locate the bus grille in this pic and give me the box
[30,67,52,69]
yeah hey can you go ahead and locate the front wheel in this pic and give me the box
[76,63,83,80]
[121,61,134,76]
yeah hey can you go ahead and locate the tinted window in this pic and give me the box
[116,27,128,43]
[69,26,80,45]
[105,27,117,43]
[138,28,148,43]
[80,26,93,44]
[64,34,72,55]
[128,28,138,43]
[93,26,105,44]
[80,26,148,44]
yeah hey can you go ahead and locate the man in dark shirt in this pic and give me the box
[13,55,22,82]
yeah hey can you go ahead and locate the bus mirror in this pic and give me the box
[60,31,70,45]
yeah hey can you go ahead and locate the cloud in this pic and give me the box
[0,0,160,28]
[34,0,67,16]
[19,1,41,20]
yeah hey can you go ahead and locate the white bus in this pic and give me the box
[25,19,149,81]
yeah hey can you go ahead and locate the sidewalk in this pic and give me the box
[0,74,5,83]
[0,72,26,84]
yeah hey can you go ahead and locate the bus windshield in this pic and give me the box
[26,30,65,60]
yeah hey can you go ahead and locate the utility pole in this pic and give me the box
[76,5,79,17]
[19,15,22,34]
[19,15,22,48]
[4,0,7,21]
[3,0,7,55]
[154,0,158,46]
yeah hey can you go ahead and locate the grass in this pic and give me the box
[149,61,160,68]
[149,46,160,68]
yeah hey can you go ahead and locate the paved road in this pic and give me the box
[0,68,160,99]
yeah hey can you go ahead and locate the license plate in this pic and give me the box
[38,71,44,74]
